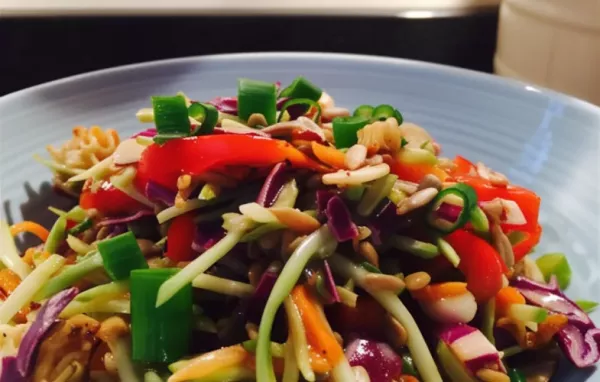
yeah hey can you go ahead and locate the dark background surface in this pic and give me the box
[0,9,499,96]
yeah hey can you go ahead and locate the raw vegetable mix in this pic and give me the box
[1,76,598,382]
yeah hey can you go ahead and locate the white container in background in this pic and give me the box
[495,0,600,105]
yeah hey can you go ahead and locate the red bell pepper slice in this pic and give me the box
[165,213,196,262]
[450,156,541,231]
[80,180,146,216]
[510,224,542,262]
[136,135,329,190]
[445,230,506,302]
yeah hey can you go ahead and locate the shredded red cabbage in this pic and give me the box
[0,357,24,382]
[436,203,462,223]
[247,269,279,323]
[256,163,290,207]
[345,337,403,382]
[323,260,340,303]
[316,189,336,219]
[368,200,413,242]
[512,276,600,367]
[97,209,155,227]
[207,93,288,116]
[131,128,157,138]
[145,181,176,206]
[325,196,359,242]
[192,223,225,253]
[438,323,478,344]
[16,288,78,377]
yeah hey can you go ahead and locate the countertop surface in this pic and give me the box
[1,0,500,16]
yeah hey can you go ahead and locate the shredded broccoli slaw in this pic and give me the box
[0,76,597,382]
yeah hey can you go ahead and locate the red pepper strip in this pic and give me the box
[136,135,329,190]
[80,180,146,216]
[444,230,506,302]
[165,213,196,262]
[450,156,541,232]
[385,156,449,184]
[510,224,542,262]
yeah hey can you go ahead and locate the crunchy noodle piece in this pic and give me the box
[33,315,100,382]
[47,126,119,171]
[357,117,402,154]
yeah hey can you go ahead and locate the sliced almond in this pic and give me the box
[269,207,321,234]
[113,138,146,165]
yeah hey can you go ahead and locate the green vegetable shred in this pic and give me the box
[332,115,369,148]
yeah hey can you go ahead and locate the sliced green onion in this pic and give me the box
[508,368,526,382]
[279,76,322,101]
[371,104,395,121]
[34,252,104,301]
[256,226,337,382]
[277,98,321,123]
[575,300,599,313]
[401,137,409,148]
[44,215,67,254]
[427,183,478,234]
[192,274,254,298]
[156,230,244,307]
[353,105,374,119]
[66,206,87,222]
[396,148,437,165]
[401,353,419,377]
[332,115,370,149]
[188,102,218,135]
[342,185,366,202]
[508,304,548,323]
[469,206,489,233]
[238,78,277,125]
[357,174,398,217]
[535,253,571,289]
[151,95,190,143]
[131,268,192,363]
[67,218,93,236]
[0,255,65,324]
[97,231,148,281]
[0,220,31,280]
[391,235,439,259]
[437,237,460,267]
[436,341,475,382]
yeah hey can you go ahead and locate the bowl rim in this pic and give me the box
[2,52,599,116]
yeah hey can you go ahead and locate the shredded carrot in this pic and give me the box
[311,142,346,170]
[23,248,50,267]
[0,269,22,297]
[536,314,568,346]
[10,221,50,242]
[495,286,526,318]
[411,282,469,301]
[399,375,420,382]
[291,285,344,367]
[308,348,332,373]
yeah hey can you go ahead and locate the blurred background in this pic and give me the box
[1,0,598,104]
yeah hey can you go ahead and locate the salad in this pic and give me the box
[1,76,599,382]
